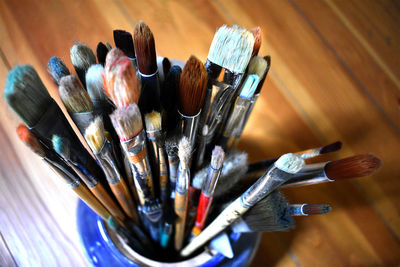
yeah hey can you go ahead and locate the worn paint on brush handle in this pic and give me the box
[90,183,126,223]
[110,179,139,224]
[72,183,111,220]
[174,191,189,251]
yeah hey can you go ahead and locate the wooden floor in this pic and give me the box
[0,0,399,266]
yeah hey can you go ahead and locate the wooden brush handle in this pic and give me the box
[110,179,139,225]
[174,192,188,251]
[72,183,111,220]
[90,183,126,222]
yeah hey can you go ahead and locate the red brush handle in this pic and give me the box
[195,193,213,230]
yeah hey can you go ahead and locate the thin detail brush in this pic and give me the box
[290,204,332,216]
[48,56,70,85]
[96,42,109,66]
[165,137,179,199]
[70,41,97,87]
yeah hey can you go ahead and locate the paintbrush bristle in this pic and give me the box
[275,153,305,174]
[133,20,157,75]
[84,117,105,153]
[16,124,45,157]
[248,56,268,79]
[302,204,331,215]
[105,48,140,107]
[113,30,135,59]
[208,25,255,73]
[48,56,70,84]
[59,75,94,113]
[144,111,162,131]
[70,41,97,86]
[110,103,143,141]
[86,64,108,101]
[250,27,262,56]
[162,57,171,78]
[165,136,178,157]
[254,55,271,95]
[178,136,191,168]
[211,146,225,170]
[325,154,382,180]
[96,42,108,66]
[4,65,52,126]
[319,141,342,154]
[239,74,259,99]
[178,55,207,116]
[52,135,70,159]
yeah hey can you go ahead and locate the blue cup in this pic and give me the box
[77,200,261,266]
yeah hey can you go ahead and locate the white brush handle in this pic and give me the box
[180,197,248,257]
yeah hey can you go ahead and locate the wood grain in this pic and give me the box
[0,0,399,266]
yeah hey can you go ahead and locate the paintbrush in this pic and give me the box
[96,42,109,66]
[4,65,104,184]
[59,75,96,135]
[84,117,139,224]
[250,27,262,57]
[165,137,179,200]
[181,153,305,256]
[114,29,136,69]
[192,146,225,237]
[17,124,111,220]
[177,55,208,148]
[134,21,161,113]
[110,103,162,241]
[290,204,332,216]
[70,41,97,88]
[162,57,171,79]
[145,111,169,206]
[174,137,191,251]
[52,135,127,223]
[161,65,181,134]
[47,56,70,85]
[219,74,260,149]
[194,124,209,170]
[104,48,140,108]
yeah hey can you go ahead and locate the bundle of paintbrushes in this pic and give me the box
[4,21,382,261]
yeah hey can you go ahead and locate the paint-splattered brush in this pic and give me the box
[70,41,97,87]
[47,56,70,85]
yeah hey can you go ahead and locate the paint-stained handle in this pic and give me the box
[174,191,188,251]
[72,183,111,220]
[90,183,126,223]
[110,179,139,225]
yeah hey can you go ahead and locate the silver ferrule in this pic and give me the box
[223,96,252,137]
[241,164,297,208]
[281,164,332,188]
[44,158,81,189]
[175,163,190,195]
[70,111,95,135]
[299,162,327,172]
[289,204,307,216]
[237,93,259,138]
[201,166,222,197]
[95,141,122,185]
[178,110,201,147]
[67,161,98,188]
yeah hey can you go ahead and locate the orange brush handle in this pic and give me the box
[72,183,111,220]
[110,179,139,225]
[90,183,126,222]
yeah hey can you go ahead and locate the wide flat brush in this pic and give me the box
[114,29,136,70]
[181,153,305,256]
[104,48,140,108]
[52,135,127,223]
[85,117,139,224]
[174,137,191,251]
[17,124,111,220]
[4,65,104,185]
[70,41,97,88]
[96,42,109,66]
[134,21,161,113]
[110,104,162,241]
[177,55,208,148]
[47,56,70,85]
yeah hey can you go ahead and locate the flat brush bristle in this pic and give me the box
[251,27,261,56]
[254,56,271,95]
[178,136,191,168]
[52,135,70,159]
[86,64,108,101]
[325,154,382,180]
[59,75,93,113]
[178,55,207,116]
[302,204,331,215]
[96,42,108,66]
[4,65,52,126]
[113,30,135,59]
[84,117,105,153]
[16,124,45,157]
[319,141,342,154]
[110,103,143,141]
[248,56,268,79]
[105,48,140,107]
[133,21,157,75]
[48,56,70,84]
[70,41,97,86]
[144,111,162,131]
[211,146,225,169]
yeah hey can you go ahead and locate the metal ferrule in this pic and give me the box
[175,163,190,195]
[178,110,201,147]
[241,164,297,208]
[121,130,154,205]
[223,70,245,90]
[43,158,81,189]
[168,154,179,197]
[67,161,98,188]
[146,129,164,165]
[223,96,252,138]
[138,70,161,112]
[290,204,307,216]
[95,141,122,185]
[205,59,223,80]
[70,111,95,135]
[282,163,332,188]
[201,166,222,197]
[237,93,259,138]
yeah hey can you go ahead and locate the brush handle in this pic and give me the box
[178,110,201,148]
[90,183,126,222]
[167,155,179,199]
[158,146,169,205]
[72,183,111,220]
[181,197,248,256]
[140,201,163,242]
[174,191,189,250]
[110,180,139,224]
[138,72,161,113]
[194,193,213,231]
